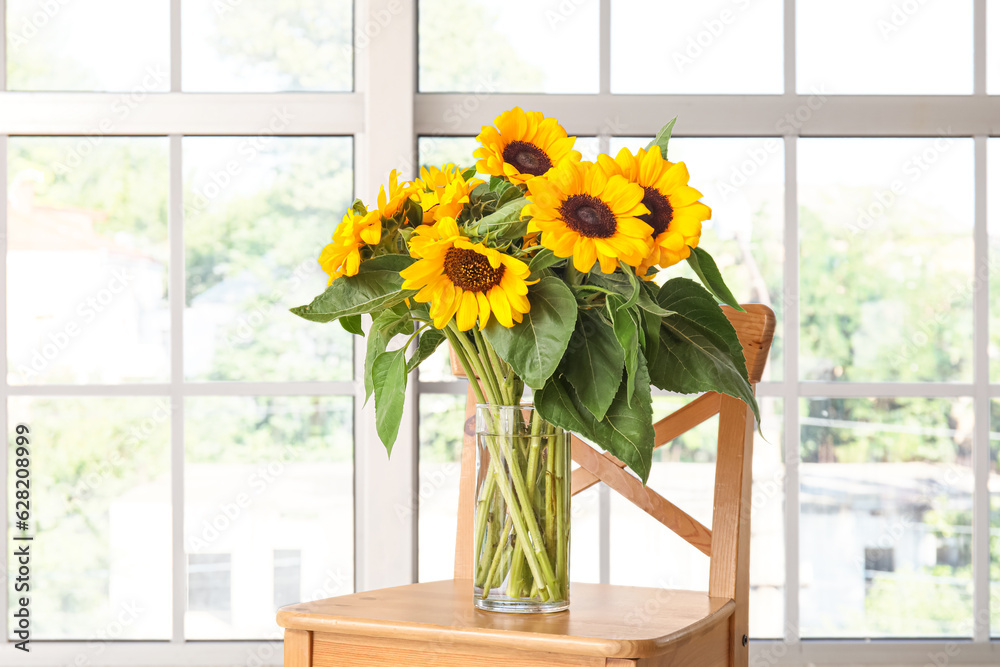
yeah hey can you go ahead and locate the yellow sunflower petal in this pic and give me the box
[488,288,513,328]
[476,291,492,330]
[456,290,479,331]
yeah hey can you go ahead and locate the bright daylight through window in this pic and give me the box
[2,0,999,665]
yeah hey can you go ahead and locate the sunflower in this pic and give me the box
[400,217,531,331]
[376,169,420,220]
[523,160,652,274]
[412,164,484,224]
[318,209,382,284]
[474,107,581,186]
[597,148,710,275]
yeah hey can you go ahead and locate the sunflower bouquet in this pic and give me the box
[293,107,757,610]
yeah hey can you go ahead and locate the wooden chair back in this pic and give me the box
[450,304,775,661]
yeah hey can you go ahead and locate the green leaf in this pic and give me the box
[470,181,489,199]
[562,309,624,421]
[404,197,423,228]
[497,184,523,206]
[587,267,640,308]
[408,328,445,373]
[290,255,417,323]
[637,280,674,316]
[527,248,563,280]
[641,307,661,370]
[483,277,578,389]
[488,175,507,192]
[474,197,528,240]
[365,309,412,402]
[686,247,744,311]
[536,353,655,483]
[645,117,677,161]
[372,348,408,455]
[607,294,640,407]
[461,166,477,181]
[650,278,758,422]
[351,198,368,216]
[339,314,364,336]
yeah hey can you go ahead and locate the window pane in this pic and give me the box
[418,393,465,582]
[800,397,974,638]
[610,137,785,380]
[749,399,785,638]
[8,397,171,639]
[611,0,782,94]
[185,396,353,639]
[417,136,480,173]
[181,0,352,92]
[569,477,601,585]
[188,554,232,613]
[183,137,353,382]
[6,0,169,91]
[7,137,169,384]
[991,3,1000,94]
[610,397,783,638]
[990,140,1000,380]
[799,138,974,383]
[273,549,303,609]
[418,0,599,93]
[797,0,973,94]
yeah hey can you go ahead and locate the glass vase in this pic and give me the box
[473,404,570,613]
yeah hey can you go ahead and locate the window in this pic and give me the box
[3,0,361,660]
[188,554,232,614]
[273,550,303,609]
[3,0,999,665]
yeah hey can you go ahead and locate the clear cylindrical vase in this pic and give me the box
[473,404,570,613]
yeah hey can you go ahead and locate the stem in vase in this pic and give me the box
[445,323,560,601]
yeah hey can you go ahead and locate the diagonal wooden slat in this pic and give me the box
[653,392,722,448]
[570,436,713,556]
[571,392,722,496]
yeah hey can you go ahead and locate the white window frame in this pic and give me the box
[0,0,997,665]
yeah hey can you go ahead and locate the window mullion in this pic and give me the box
[974,0,987,96]
[972,134,990,643]
[783,0,796,96]
[168,134,186,643]
[0,1,6,91]
[170,0,182,93]
[599,0,610,95]
[783,133,800,644]
[782,0,799,645]
[352,0,418,592]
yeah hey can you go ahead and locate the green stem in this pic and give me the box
[480,515,512,597]
[526,411,544,501]
[555,430,568,598]
[448,324,560,602]
[453,324,502,404]
[403,320,434,349]
[476,329,510,404]
[566,262,584,288]
[480,419,558,598]
[545,424,556,564]
[443,327,487,405]
[479,484,505,584]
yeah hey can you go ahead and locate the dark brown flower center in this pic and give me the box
[444,247,505,293]
[639,186,674,237]
[502,140,553,176]
[559,194,617,239]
